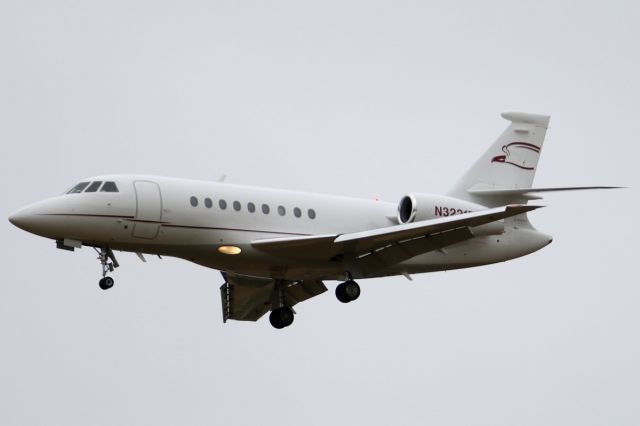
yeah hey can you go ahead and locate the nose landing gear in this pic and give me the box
[99,276,114,290]
[94,247,119,290]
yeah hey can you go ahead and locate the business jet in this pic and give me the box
[9,112,617,328]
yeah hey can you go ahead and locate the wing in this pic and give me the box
[219,272,327,322]
[252,204,541,271]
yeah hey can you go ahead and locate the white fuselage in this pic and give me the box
[9,174,551,281]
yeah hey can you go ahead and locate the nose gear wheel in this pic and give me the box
[99,276,114,290]
[94,247,119,290]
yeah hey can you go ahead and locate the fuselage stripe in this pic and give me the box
[42,213,310,236]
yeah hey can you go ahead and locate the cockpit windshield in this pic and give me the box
[66,182,90,194]
[66,181,119,194]
[100,181,118,192]
[85,181,103,192]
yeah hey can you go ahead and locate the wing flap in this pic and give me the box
[356,227,473,270]
[220,272,327,323]
[220,272,273,322]
[284,280,328,307]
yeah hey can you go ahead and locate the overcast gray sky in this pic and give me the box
[1,1,638,425]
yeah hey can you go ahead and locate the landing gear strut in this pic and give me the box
[94,247,119,290]
[269,280,294,329]
[335,279,360,303]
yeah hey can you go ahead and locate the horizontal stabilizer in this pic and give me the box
[468,186,622,200]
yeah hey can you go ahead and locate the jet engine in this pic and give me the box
[397,193,504,235]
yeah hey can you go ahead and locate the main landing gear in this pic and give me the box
[269,306,294,329]
[265,275,361,329]
[335,279,360,303]
[95,247,119,290]
[269,280,295,329]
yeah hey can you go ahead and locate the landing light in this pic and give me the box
[218,245,242,255]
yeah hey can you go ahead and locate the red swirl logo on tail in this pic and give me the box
[491,142,540,170]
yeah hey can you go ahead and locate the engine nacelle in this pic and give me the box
[397,193,504,236]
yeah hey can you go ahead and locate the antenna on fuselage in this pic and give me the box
[217,174,227,183]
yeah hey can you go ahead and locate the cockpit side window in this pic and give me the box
[67,182,90,194]
[100,181,119,192]
[84,181,103,192]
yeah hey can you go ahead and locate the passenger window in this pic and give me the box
[67,182,90,194]
[233,201,241,211]
[262,204,270,214]
[84,181,103,192]
[248,202,256,213]
[308,209,316,219]
[219,199,227,210]
[101,181,119,192]
[190,196,198,207]
[205,198,213,208]
[293,207,302,218]
[278,206,286,216]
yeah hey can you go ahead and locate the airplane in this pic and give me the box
[8,112,619,329]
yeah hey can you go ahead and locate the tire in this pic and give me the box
[99,276,114,290]
[343,280,360,301]
[335,283,351,303]
[269,307,294,329]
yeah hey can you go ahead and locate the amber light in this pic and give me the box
[218,245,242,255]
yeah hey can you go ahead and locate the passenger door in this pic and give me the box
[132,181,162,239]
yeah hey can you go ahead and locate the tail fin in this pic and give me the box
[448,112,550,206]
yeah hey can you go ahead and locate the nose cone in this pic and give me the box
[8,200,61,237]
[8,208,34,231]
